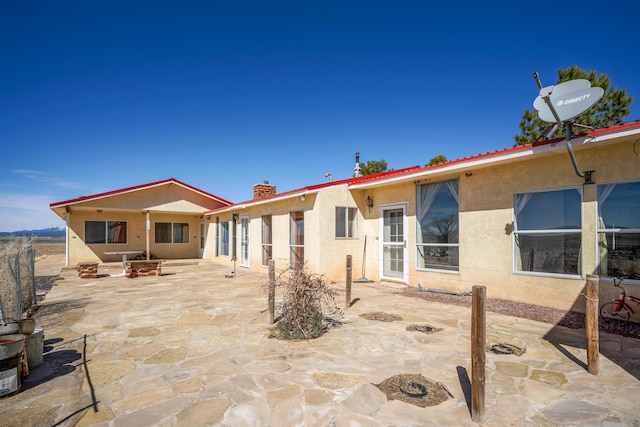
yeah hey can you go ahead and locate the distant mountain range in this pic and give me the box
[0,226,65,238]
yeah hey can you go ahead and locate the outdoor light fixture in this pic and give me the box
[365,195,373,213]
[299,195,306,201]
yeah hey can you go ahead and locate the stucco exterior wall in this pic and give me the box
[203,135,639,314]
[204,193,319,274]
[66,211,202,263]
[401,138,640,312]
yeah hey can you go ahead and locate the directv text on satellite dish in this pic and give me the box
[556,93,591,107]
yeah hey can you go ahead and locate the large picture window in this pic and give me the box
[597,181,640,280]
[416,180,459,271]
[335,207,358,238]
[513,188,581,276]
[155,222,189,244]
[85,220,127,244]
[262,215,272,266]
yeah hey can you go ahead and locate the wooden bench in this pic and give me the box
[125,260,163,278]
[76,262,99,279]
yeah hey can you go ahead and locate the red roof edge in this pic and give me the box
[50,178,232,208]
[387,120,640,177]
[205,165,424,213]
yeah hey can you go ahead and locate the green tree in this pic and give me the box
[514,65,633,146]
[360,159,388,175]
[427,155,447,166]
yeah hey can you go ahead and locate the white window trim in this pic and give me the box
[594,180,640,284]
[512,187,583,278]
[415,180,460,273]
[335,206,359,239]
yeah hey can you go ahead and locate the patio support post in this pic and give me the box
[471,285,486,424]
[268,259,275,324]
[585,274,599,375]
[345,255,352,308]
[146,211,150,260]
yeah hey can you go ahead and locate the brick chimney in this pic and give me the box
[253,181,277,199]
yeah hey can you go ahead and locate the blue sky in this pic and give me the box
[1,1,639,232]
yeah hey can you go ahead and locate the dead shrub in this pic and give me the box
[272,266,339,340]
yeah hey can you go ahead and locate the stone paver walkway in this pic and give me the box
[2,258,639,426]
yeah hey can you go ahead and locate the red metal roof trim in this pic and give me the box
[50,178,232,208]
[206,165,423,213]
[378,120,640,177]
[207,121,640,213]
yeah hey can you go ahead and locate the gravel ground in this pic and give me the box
[400,287,640,340]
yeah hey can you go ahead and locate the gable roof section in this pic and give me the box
[50,178,232,209]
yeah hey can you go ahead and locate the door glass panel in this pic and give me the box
[240,217,249,266]
[383,208,404,279]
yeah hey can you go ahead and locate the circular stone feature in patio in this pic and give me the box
[489,343,525,356]
[406,324,443,334]
[374,373,452,408]
[359,312,403,322]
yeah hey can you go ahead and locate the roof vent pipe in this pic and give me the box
[353,152,361,177]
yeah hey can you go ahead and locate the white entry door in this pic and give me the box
[199,222,205,258]
[381,205,407,281]
[240,215,250,267]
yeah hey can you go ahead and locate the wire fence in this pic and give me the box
[0,237,36,333]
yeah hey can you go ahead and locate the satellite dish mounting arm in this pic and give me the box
[533,72,594,184]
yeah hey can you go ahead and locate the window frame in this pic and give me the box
[220,222,229,256]
[596,180,640,281]
[415,179,460,273]
[512,187,582,278]
[84,220,128,244]
[289,211,304,269]
[261,215,273,267]
[335,206,358,239]
[155,222,190,244]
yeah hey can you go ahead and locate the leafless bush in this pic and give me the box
[0,236,36,328]
[272,266,339,340]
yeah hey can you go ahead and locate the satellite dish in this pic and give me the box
[533,79,604,123]
[531,72,606,185]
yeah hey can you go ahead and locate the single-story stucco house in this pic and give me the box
[51,121,640,316]
[50,178,232,265]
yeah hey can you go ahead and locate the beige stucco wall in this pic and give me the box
[206,136,639,314]
[204,185,369,282]
[66,211,203,262]
[395,137,639,313]
[200,135,640,315]
[204,193,319,274]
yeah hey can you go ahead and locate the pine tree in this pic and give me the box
[514,65,633,146]
[427,155,447,166]
[360,159,388,175]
